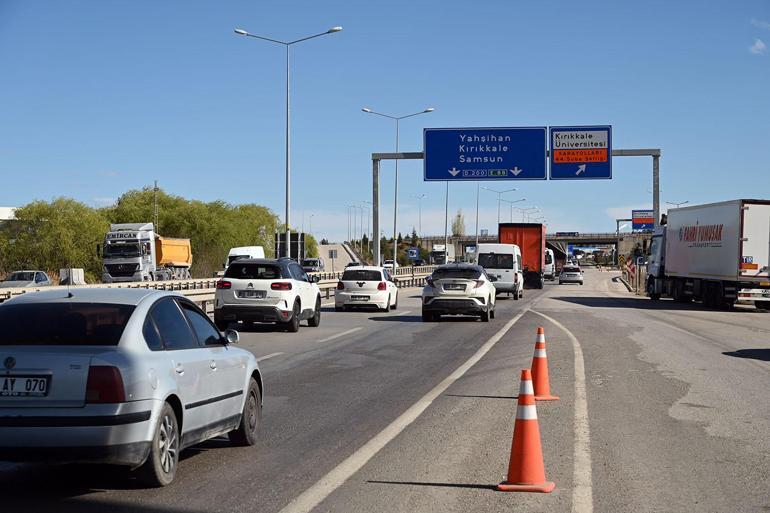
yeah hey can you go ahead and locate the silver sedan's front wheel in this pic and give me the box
[139,403,179,487]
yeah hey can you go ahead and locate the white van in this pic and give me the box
[225,246,265,268]
[476,243,524,299]
[544,249,556,281]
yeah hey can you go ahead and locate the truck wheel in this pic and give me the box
[513,287,519,301]
[421,310,434,322]
[537,277,544,289]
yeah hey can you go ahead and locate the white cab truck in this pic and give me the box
[226,246,265,268]
[544,248,556,280]
[646,199,770,308]
[100,223,192,283]
[430,243,456,265]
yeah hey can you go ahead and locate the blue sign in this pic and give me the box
[549,125,612,180]
[424,127,547,181]
[407,247,419,260]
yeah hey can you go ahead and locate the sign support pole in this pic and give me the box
[371,148,660,265]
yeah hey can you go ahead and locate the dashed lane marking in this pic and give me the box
[318,327,363,343]
[256,352,285,363]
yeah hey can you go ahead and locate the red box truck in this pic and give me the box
[498,223,546,289]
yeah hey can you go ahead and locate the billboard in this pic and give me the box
[632,210,654,232]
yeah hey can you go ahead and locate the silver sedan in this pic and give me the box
[0,288,263,486]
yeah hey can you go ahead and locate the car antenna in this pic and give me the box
[66,265,73,298]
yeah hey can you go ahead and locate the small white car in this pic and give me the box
[559,265,584,285]
[214,258,322,332]
[383,259,399,271]
[335,266,398,312]
[1,271,53,288]
[422,263,497,322]
[0,288,262,487]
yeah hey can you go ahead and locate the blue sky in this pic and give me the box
[1,0,769,242]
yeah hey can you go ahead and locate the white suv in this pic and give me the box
[422,263,497,322]
[214,258,322,332]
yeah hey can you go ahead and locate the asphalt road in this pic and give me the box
[2,270,769,512]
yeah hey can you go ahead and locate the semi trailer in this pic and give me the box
[646,199,770,308]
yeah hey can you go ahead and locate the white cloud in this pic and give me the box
[751,18,770,30]
[750,38,767,55]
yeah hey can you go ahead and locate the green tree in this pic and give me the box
[0,198,109,282]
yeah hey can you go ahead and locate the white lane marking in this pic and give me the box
[391,310,411,316]
[318,327,363,343]
[322,302,335,307]
[278,307,530,513]
[256,352,285,363]
[531,310,593,513]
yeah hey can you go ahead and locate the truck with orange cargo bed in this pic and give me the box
[100,223,192,282]
[498,223,546,289]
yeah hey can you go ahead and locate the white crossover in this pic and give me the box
[422,263,497,322]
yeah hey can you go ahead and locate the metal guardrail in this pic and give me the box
[0,266,437,313]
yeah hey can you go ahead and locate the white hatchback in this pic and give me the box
[335,266,398,312]
[0,288,262,487]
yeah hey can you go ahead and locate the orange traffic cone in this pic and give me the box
[531,327,559,401]
[497,369,555,493]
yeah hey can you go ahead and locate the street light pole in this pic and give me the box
[412,193,426,235]
[363,106,434,265]
[501,198,527,223]
[481,186,518,228]
[666,200,690,209]
[235,26,342,259]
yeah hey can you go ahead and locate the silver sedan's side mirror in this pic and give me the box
[224,329,240,345]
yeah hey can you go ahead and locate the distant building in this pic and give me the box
[0,207,16,221]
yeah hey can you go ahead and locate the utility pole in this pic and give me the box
[153,180,159,232]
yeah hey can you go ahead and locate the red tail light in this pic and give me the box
[86,366,126,403]
[426,277,435,288]
[216,280,231,289]
[337,281,344,290]
[474,280,484,289]
[514,273,519,283]
[271,282,292,291]
[377,282,387,291]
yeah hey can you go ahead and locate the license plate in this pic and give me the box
[445,284,465,290]
[1,375,50,397]
[238,290,266,298]
[351,295,369,301]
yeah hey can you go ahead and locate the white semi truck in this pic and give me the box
[100,223,192,283]
[646,199,770,309]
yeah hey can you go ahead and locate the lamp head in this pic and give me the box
[234,28,248,35]
[328,26,343,33]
